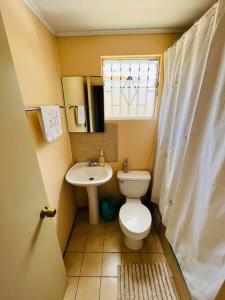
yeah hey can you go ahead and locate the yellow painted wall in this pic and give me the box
[57,34,179,204]
[0,0,76,252]
[57,35,179,76]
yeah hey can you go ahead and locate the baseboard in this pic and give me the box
[151,204,192,300]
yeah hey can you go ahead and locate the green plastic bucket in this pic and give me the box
[100,197,117,222]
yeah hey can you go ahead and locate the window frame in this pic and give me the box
[101,55,161,120]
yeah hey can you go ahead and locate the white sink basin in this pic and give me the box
[65,162,113,224]
[66,162,112,187]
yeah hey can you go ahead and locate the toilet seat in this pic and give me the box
[119,202,152,239]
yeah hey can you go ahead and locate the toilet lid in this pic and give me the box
[119,203,152,234]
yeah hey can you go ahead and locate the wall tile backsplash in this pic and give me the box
[70,123,118,162]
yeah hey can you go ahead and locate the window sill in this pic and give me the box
[105,116,157,121]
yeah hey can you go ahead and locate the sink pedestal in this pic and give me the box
[65,162,112,225]
[86,185,99,224]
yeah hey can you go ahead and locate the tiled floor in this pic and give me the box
[63,208,166,300]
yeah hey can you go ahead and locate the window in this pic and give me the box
[102,58,159,120]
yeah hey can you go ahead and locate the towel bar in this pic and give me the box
[25,104,64,112]
[68,104,88,109]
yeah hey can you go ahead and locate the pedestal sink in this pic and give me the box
[65,162,113,224]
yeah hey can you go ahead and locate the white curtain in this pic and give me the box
[152,0,225,299]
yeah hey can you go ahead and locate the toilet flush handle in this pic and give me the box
[40,206,56,218]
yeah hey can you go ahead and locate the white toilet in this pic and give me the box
[117,170,152,250]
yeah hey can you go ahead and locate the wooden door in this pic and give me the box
[0,14,67,300]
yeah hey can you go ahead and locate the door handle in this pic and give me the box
[40,206,56,218]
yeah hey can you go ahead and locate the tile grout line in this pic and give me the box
[99,252,104,300]
[73,276,79,300]
[73,216,82,300]
[73,216,89,300]
[66,248,166,253]
[68,275,118,278]
[99,221,105,300]
[80,228,89,274]
[99,225,105,292]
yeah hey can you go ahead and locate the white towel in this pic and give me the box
[38,105,63,142]
[76,105,86,125]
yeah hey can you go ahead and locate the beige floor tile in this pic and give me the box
[140,235,158,252]
[102,253,121,277]
[104,221,121,234]
[86,234,104,252]
[64,277,79,300]
[100,277,117,300]
[172,274,186,300]
[150,224,156,233]
[121,239,139,253]
[76,209,89,222]
[73,222,89,234]
[75,277,100,300]
[166,255,186,300]
[67,234,87,252]
[89,222,104,234]
[121,253,141,265]
[155,235,164,253]
[140,253,166,264]
[103,234,121,252]
[80,252,102,276]
[64,253,83,276]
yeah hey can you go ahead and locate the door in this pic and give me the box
[0,15,67,300]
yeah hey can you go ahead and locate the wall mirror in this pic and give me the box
[62,76,104,133]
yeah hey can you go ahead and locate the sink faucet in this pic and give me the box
[87,160,99,167]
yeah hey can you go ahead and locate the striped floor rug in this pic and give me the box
[117,262,178,300]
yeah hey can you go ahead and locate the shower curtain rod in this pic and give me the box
[172,1,218,48]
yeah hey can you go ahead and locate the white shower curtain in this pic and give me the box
[152,0,225,299]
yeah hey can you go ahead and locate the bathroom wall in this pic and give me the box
[57,34,180,205]
[0,0,76,252]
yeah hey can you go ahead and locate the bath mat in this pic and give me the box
[117,262,178,300]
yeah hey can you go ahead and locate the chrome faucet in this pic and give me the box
[87,160,99,167]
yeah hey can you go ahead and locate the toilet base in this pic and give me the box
[124,236,143,250]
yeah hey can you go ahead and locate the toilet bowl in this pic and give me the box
[117,170,152,250]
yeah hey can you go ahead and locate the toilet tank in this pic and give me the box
[117,170,151,198]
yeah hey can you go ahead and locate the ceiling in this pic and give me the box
[25,0,215,36]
